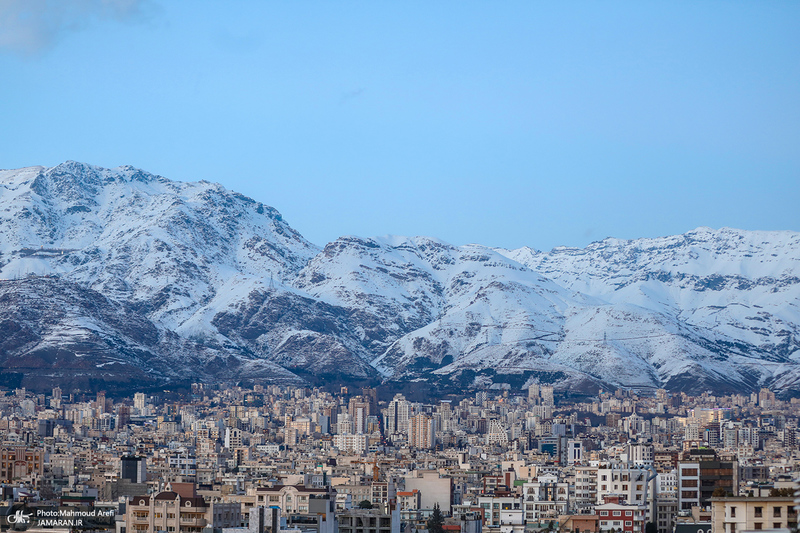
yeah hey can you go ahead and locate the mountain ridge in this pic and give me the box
[1,161,798,396]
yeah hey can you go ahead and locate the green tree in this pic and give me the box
[427,503,444,533]
[358,500,373,509]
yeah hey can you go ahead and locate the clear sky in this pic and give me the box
[1,1,798,251]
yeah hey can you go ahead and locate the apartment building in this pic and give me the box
[125,484,211,533]
[710,497,798,533]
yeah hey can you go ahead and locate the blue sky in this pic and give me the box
[1,1,798,251]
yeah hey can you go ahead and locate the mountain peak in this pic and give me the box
[1,161,798,396]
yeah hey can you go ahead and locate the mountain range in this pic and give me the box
[1,161,798,396]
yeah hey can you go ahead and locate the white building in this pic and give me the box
[332,434,369,454]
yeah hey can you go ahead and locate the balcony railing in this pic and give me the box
[180,517,207,527]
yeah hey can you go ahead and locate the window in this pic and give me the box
[613,511,621,516]
[774,508,781,518]
[730,507,736,518]
[626,521,632,526]
[755,507,763,518]
[626,511,632,516]
[600,511,608,516]
[754,523,762,530]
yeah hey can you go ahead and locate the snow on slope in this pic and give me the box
[2,162,799,394]
[0,161,319,331]
[295,236,582,368]
[0,277,298,392]
[497,227,800,368]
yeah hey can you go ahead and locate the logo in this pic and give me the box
[6,508,32,525]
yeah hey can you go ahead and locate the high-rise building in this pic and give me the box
[133,392,146,414]
[677,449,737,510]
[758,387,776,408]
[528,383,540,403]
[96,391,106,415]
[475,391,487,406]
[121,456,147,483]
[117,405,131,428]
[541,386,554,406]
[362,387,378,414]
[385,394,411,437]
[410,414,435,450]
[51,387,62,409]
[348,397,370,435]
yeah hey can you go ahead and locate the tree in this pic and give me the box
[712,487,728,497]
[358,500,373,509]
[769,488,795,497]
[427,503,444,533]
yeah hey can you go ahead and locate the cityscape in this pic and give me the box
[0,382,798,533]
[1,2,798,533]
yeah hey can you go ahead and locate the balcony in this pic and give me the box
[180,517,207,527]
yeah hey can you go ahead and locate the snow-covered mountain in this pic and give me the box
[0,161,318,329]
[496,228,800,389]
[0,276,299,392]
[1,162,798,395]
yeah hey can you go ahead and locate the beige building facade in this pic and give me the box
[710,496,797,533]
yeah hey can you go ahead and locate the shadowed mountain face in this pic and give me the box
[1,161,798,395]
